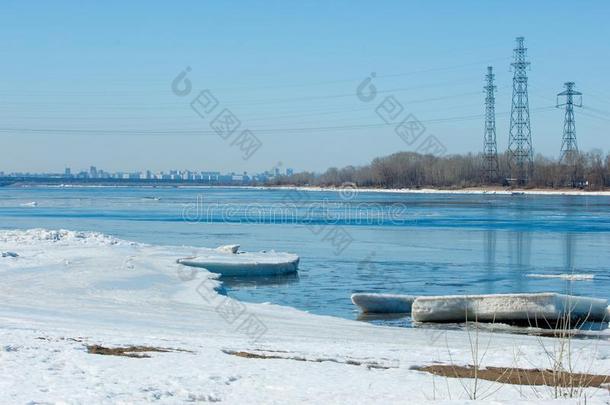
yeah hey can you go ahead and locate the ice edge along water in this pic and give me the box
[3,229,610,403]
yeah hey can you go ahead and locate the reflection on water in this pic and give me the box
[565,233,575,272]
[484,203,497,293]
[564,198,576,277]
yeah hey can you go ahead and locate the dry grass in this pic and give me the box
[415,364,610,389]
[431,297,610,400]
[86,345,174,358]
[223,349,394,369]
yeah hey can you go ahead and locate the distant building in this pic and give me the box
[201,171,220,182]
[286,168,293,176]
[64,168,71,178]
[89,166,98,179]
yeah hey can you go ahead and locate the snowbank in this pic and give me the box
[0,228,120,245]
[177,248,299,277]
[411,293,608,324]
[351,293,415,314]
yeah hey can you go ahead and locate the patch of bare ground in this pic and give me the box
[413,364,610,388]
[223,349,395,369]
[86,345,191,358]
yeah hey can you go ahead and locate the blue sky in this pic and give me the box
[1,0,609,173]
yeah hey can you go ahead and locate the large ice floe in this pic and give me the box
[351,293,416,314]
[177,244,300,277]
[411,293,609,324]
[352,292,609,326]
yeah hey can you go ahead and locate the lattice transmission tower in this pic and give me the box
[557,82,582,165]
[483,66,499,182]
[507,37,533,185]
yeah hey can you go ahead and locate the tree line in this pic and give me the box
[268,150,610,190]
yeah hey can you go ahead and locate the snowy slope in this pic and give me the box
[2,229,610,404]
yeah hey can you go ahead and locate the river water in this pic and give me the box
[1,186,609,327]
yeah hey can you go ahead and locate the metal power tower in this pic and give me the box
[507,37,533,185]
[557,82,582,165]
[483,66,499,182]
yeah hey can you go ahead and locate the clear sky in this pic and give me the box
[1,0,609,173]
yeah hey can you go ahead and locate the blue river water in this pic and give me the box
[1,186,609,327]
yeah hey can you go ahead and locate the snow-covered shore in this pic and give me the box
[266,185,610,197]
[13,183,610,196]
[2,229,610,403]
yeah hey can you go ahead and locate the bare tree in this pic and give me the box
[277,150,610,190]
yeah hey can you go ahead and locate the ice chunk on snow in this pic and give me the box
[1,252,19,258]
[351,293,415,314]
[178,250,299,277]
[215,244,240,254]
[411,293,608,324]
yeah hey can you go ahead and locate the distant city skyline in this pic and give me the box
[0,164,294,183]
[1,1,609,173]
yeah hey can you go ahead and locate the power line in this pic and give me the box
[0,106,557,136]
[0,91,487,124]
[0,57,511,96]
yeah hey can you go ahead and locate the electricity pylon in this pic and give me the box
[557,82,582,165]
[507,37,533,185]
[483,66,499,182]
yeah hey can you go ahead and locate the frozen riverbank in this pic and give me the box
[2,229,610,403]
[9,183,610,196]
[264,185,610,197]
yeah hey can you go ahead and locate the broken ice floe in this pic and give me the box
[177,245,299,277]
[412,293,608,324]
[351,293,415,314]
[352,292,609,325]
